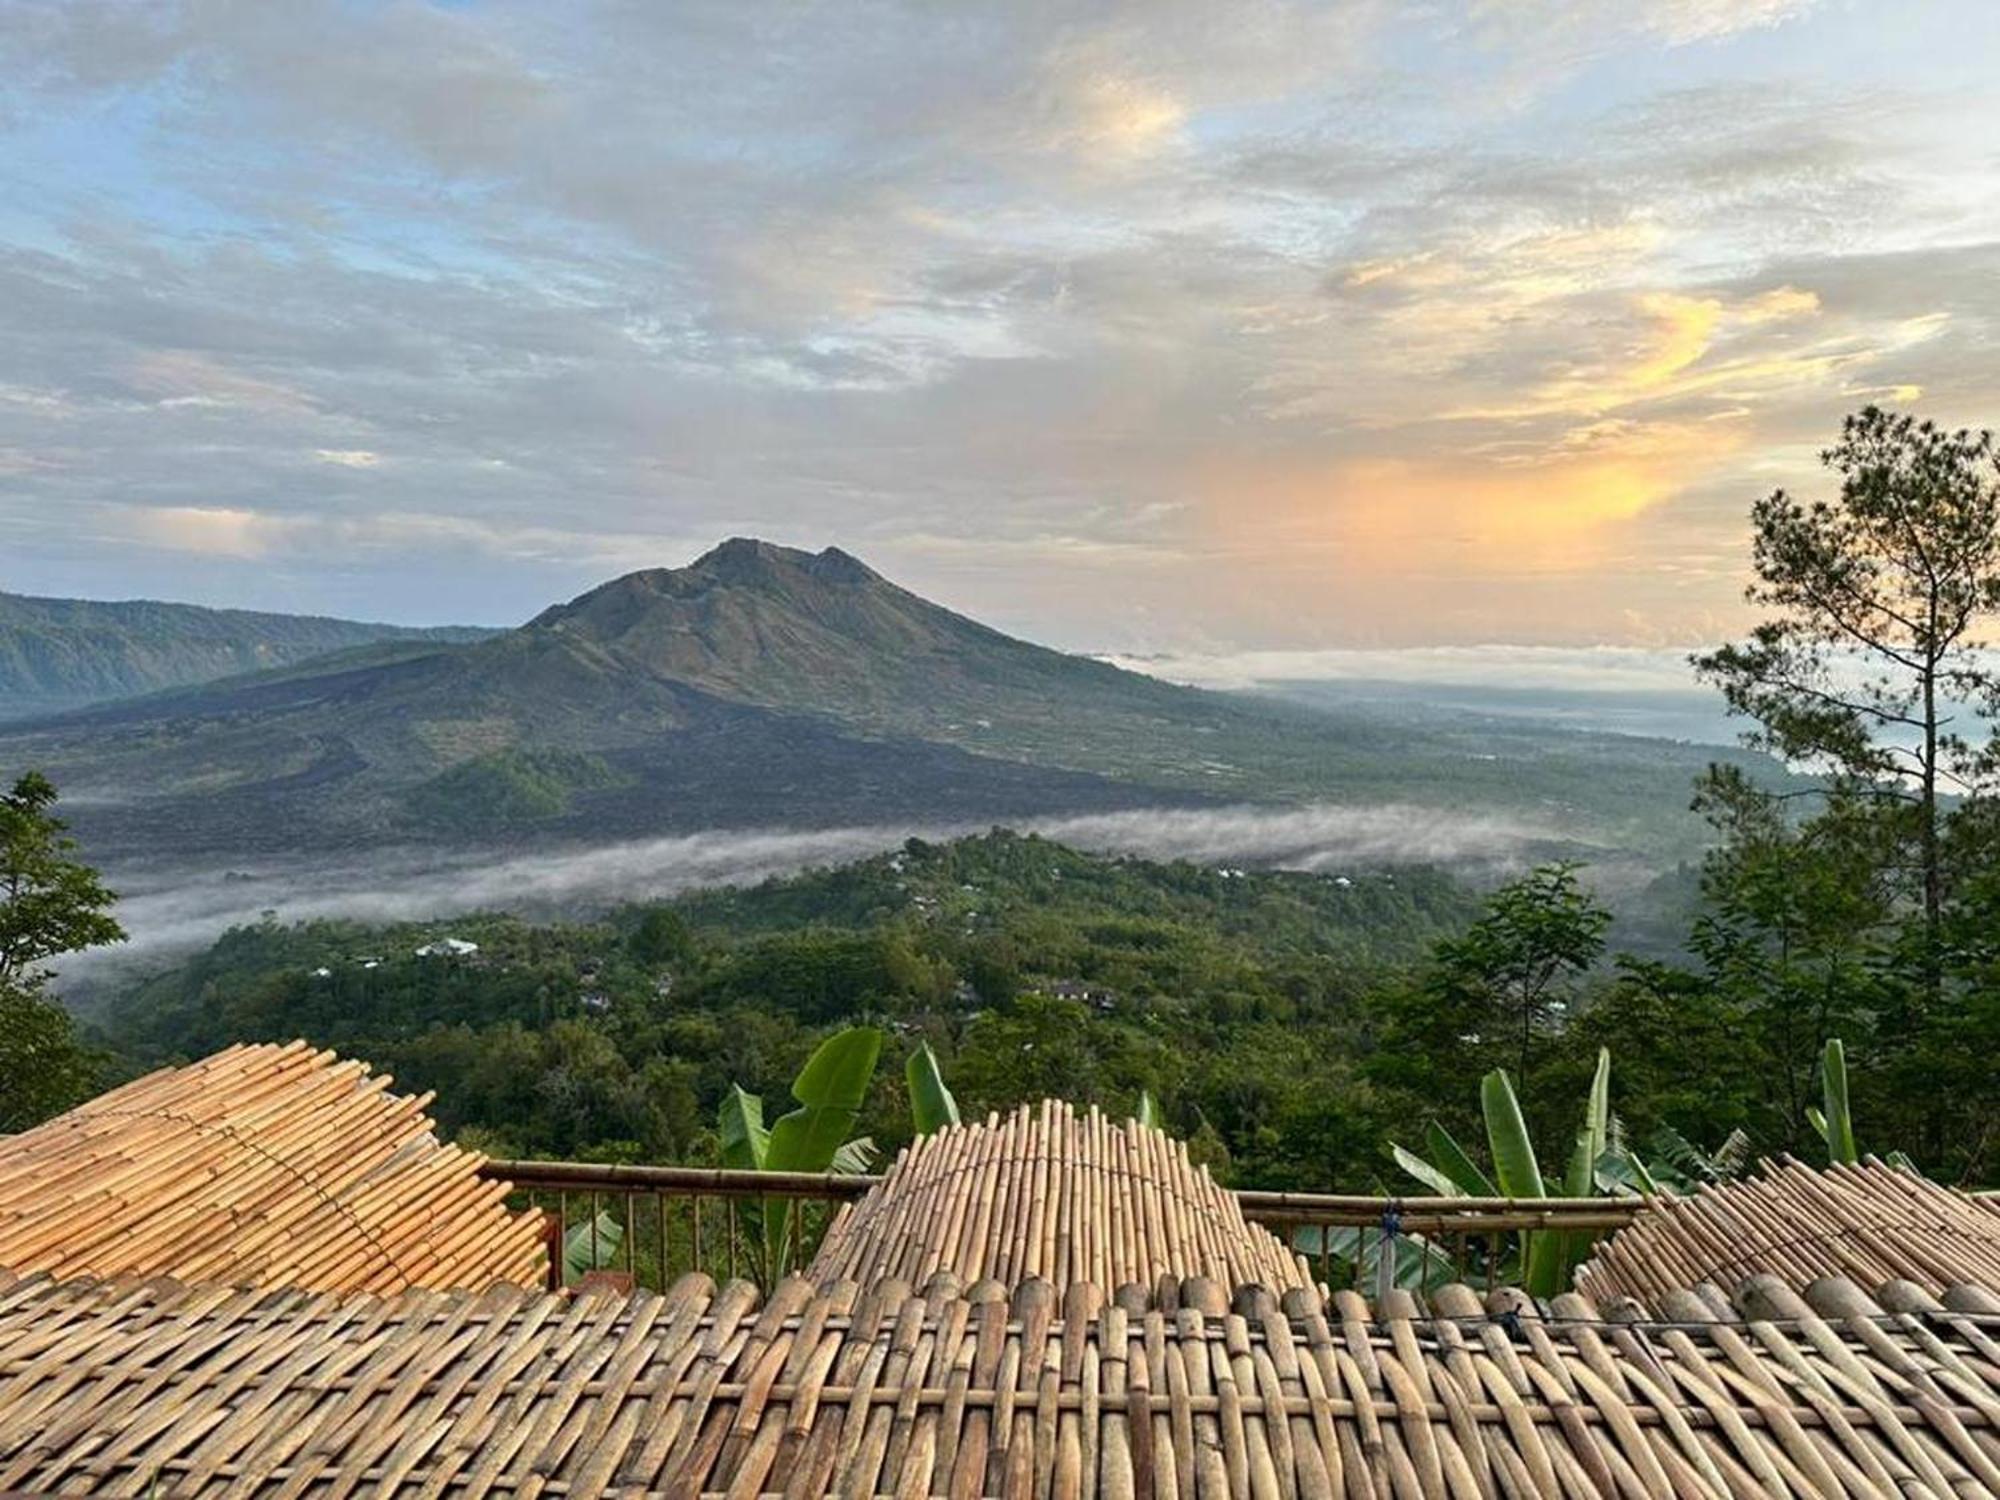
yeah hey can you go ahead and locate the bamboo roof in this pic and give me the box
[1,1260,1996,1498]
[0,1042,547,1294]
[810,1100,1310,1296]
[1576,1157,2000,1307]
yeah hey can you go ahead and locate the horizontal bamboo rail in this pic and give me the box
[480,1158,1648,1226]
[488,1160,876,1197]
[479,1144,1649,1295]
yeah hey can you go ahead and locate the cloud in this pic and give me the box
[1440,282,1848,423]
[1466,0,1821,69]
[1640,0,1819,43]
[102,503,706,573]
[127,351,317,415]
[1,0,1996,645]
[124,506,284,559]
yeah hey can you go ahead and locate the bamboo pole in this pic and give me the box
[806,1101,1315,1302]
[0,1043,547,1295]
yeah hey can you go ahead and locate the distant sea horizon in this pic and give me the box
[1108,645,1742,747]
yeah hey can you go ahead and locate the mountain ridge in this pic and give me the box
[0,540,1207,856]
[0,588,493,719]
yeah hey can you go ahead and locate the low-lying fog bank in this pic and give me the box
[58,800,1602,993]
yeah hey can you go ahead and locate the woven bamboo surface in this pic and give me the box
[810,1101,1310,1295]
[0,1042,546,1294]
[1576,1157,2000,1307]
[0,1260,1995,1498]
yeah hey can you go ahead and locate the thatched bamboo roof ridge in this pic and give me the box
[1,1261,1996,1498]
[1576,1158,2000,1306]
[0,1042,547,1294]
[809,1100,1311,1296]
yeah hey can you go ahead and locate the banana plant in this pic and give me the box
[1805,1037,1858,1165]
[1805,1037,1916,1171]
[1392,1047,1623,1298]
[906,1042,960,1135]
[719,1026,883,1282]
[1134,1090,1163,1131]
[1545,1047,1611,1292]
[562,1210,624,1285]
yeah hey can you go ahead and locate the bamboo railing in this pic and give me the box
[482,1140,1646,1296]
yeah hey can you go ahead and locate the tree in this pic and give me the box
[1542,959,1756,1152]
[1675,767,1898,1151]
[627,906,696,969]
[0,988,103,1132]
[1694,407,2000,1001]
[0,771,126,1129]
[1416,864,1609,1112]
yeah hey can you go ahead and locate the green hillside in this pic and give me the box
[97,831,1479,1181]
[0,589,491,719]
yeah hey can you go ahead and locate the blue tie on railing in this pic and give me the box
[1376,1199,1402,1305]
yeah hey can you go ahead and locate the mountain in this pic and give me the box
[525,538,1204,750]
[0,539,1773,866]
[0,542,1197,857]
[0,590,493,720]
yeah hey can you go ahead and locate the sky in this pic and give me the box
[2,0,1999,654]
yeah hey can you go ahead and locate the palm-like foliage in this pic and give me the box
[1804,1037,1917,1171]
[906,1042,960,1135]
[718,1027,882,1281]
[1637,1123,1752,1189]
[1393,1048,1627,1297]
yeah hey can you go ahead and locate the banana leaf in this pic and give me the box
[1391,1143,1466,1198]
[562,1211,624,1285]
[1545,1049,1614,1290]
[831,1137,878,1175]
[1568,1049,1611,1197]
[1424,1120,1498,1197]
[1595,1150,1661,1196]
[1291,1224,1458,1293]
[767,1028,883,1166]
[1480,1070,1546,1199]
[1819,1038,1857,1166]
[907,1043,960,1136]
[718,1085,769,1170]
[1481,1069,1563,1296]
